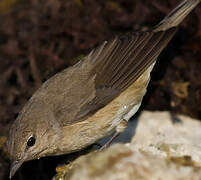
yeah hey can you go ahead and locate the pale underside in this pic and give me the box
[58,63,156,154]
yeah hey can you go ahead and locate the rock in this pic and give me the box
[53,111,201,180]
[132,111,201,162]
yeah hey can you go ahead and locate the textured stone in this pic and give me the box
[132,111,201,162]
[53,111,201,180]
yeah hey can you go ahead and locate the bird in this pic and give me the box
[7,0,201,178]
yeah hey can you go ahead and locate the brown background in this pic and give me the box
[0,0,201,179]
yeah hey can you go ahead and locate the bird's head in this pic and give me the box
[7,99,60,178]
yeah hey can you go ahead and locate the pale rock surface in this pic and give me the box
[133,111,201,162]
[53,111,201,180]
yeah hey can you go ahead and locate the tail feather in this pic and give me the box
[154,0,201,31]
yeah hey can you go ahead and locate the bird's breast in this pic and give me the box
[58,63,155,154]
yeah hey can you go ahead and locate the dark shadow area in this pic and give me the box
[7,145,96,180]
[169,112,183,124]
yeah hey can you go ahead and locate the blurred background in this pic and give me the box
[0,0,200,179]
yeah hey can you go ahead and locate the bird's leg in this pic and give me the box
[100,119,128,150]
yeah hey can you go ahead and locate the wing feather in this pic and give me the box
[71,27,177,122]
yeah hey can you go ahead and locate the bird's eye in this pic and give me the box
[27,136,36,147]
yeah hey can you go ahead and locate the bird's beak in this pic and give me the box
[9,158,25,179]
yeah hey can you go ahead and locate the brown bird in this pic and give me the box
[7,0,201,178]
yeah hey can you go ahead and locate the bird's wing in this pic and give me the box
[53,27,177,125]
[48,0,201,125]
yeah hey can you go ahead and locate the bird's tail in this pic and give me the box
[154,0,200,31]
